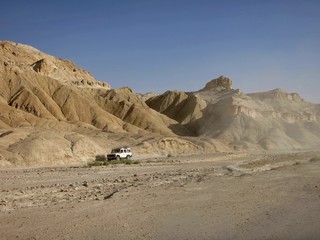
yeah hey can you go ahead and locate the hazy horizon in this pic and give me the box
[1,0,319,103]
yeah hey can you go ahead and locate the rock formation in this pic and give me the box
[147,77,320,150]
[0,41,226,167]
[1,41,319,167]
[200,75,233,91]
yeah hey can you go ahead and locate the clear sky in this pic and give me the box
[1,0,320,103]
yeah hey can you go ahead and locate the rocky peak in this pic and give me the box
[1,41,110,90]
[268,89,303,102]
[200,76,233,91]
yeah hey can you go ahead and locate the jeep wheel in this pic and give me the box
[116,155,120,160]
[126,155,131,160]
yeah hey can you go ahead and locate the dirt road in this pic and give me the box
[1,152,320,239]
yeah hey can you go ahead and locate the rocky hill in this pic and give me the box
[146,76,320,150]
[0,41,227,167]
[1,41,319,167]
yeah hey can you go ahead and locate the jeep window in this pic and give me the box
[112,149,120,153]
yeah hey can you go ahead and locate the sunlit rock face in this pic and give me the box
[200,75,233,91]
[147,76,320,151]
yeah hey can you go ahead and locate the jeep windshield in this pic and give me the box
[111,149,120,153]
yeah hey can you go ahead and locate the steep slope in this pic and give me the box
[0,41,191,135]
[1,41,109,88]
[0,41,225,167]
[94,87,192,136]
[147,76,320,150]
[0,61,126,132]
[146,90,206,127]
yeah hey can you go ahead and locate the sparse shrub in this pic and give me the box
[95,155,107,161]
[87,161,105,167]
[86,159,140,167]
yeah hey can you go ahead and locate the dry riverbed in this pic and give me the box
[1,151,320,240]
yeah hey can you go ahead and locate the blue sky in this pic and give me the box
[1,0,320,102]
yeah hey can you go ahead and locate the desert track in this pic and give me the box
[1,151,320,239]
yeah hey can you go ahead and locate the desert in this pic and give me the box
[1,40,320,239]
[1,152,320,239]
[1,41,320,168]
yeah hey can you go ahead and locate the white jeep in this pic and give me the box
[107,147,132,160]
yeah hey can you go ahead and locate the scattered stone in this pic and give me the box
[104,190,118,200]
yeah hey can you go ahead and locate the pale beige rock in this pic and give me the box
[200,75,233,91]
[1,40,319,167]
[0,41,226,167]
[147,76,320,151]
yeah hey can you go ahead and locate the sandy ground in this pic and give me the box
[1,151,320,240]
